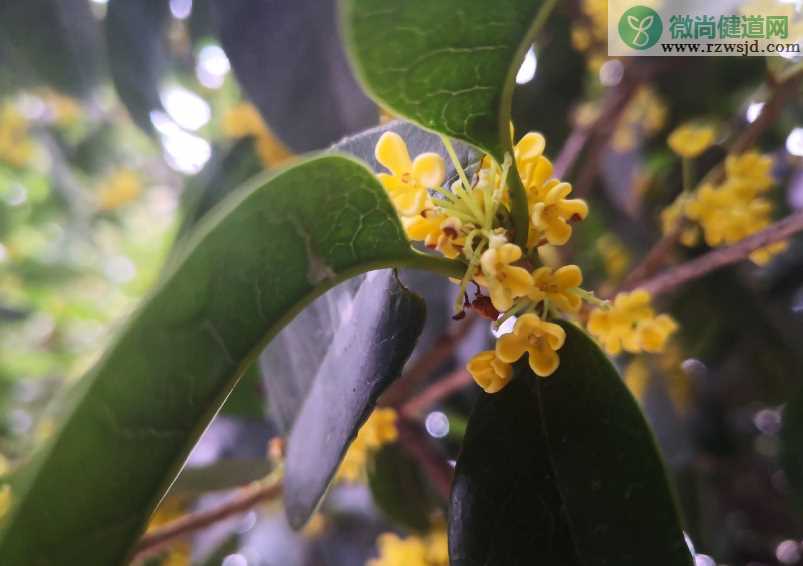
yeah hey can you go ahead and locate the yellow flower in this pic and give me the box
[375,132,445,217]
[369,533,429,566]
[477,243,533,312]
[96,169,142,211]
[0,485,11,521]
[336,407,398,482]
[405,210,464,259]
[750,240,788,266]
[596,235,630,279]
[496,314,566,377]
[222,102,264,138]
[528,179,588,247]
[528,265,584,313]
[369,528,448,566]
[466,350,513,393]
[0,105,35,168]
[222,103,293,167]
[667,123,716,158]
[587,290,677,355]
[724,151,774,197]
[624,359,650,402]
[636,314,678,353]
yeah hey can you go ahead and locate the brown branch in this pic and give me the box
[637,211,803,297]
[132,476,282,561]
[396,420,453,500]
[621,66,803,288]
[400,368,473,418]
[380,314,477,406]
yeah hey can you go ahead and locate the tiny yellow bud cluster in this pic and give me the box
[662,142,786,265]
[369,527,448,566]
[336,407,398,483]
[587,290,678,356]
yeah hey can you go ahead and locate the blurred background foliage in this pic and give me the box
[0,0,802,565]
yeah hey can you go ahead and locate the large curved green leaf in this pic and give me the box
[449,322,692,566]
[0,155,457,565]
[341,0,549,245]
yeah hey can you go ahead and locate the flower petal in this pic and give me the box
[412,152,446,188]
[375,131,412,177]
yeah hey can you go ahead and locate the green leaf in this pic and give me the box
[341,0,553,245]
[0,154,455,565]
[283,270,425,528]
[449,322,692,566]
[368,443,440,533]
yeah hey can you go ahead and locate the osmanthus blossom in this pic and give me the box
[336,407,398,482]
[371,129,676,393]
[662,122,787,266]
[667,123,716,158]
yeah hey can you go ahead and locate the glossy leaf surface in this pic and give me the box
[449,323,693,566]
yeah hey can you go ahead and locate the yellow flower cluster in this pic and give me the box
[0,104,35,168]
[222,103,293,168]
[336,407,398,483]
[662,142,786,265]
[369,528,447,566]
[96,169,143,211]
[587,290,678,356]
[375,131,598,392]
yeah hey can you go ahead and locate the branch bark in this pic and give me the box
[637,212,803,297]
[132,476,282,561]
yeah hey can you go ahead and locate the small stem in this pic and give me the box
[403,249,466,279]
[440,134,472,194]
[681,158,693,193]
[508,167,530,248]
[400,369,473,418]
[133,473,283,560]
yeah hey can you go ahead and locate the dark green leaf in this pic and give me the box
[0,154,432,565]
[0,0,102,97]
[171,458,272,495]
[105,0,171,132]
[368,442,439,533]
[342,0,545,246]
[283,270,425,528]
[449,322,692,566]
[209,0,377,152]
[259,120,476,433]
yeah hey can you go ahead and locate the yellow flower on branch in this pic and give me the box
[96,169,142,211]
[336,407,398,483]
[466,350,512,393]
[667,123,716,158]
[724,151,774,196]
[477,242,533,312]
[587,290,677,355]
[375,131,445,217]
[405,210,464,259]
[527,265,584,313]
[496,314,566,377]
[369,526,448,566]
[528,180,589,247]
